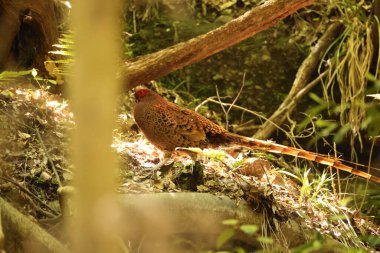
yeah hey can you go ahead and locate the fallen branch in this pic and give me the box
[121,0,315,90]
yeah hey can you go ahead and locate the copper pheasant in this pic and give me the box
[133,88,380,184]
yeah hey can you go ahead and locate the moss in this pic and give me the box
[173,161,205,191]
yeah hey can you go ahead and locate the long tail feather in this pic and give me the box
[226,133,380,184]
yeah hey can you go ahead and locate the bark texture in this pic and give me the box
[121,0,315,90]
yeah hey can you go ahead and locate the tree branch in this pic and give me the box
[121,0,315,90]
[253,22,343,140]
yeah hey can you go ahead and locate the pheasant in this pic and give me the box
[133,88,380,184]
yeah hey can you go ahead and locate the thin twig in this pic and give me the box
[203,98,297,145]
[215,86,228,129]
[35,128,62,187]
[330,143,337,197]
[0,176,59,216]
[196,71,328,149]
[225,72,246,129]
[254,69,329,140]
[215,73,246,130]
[359,137,377,210]
[1,109,63,187]
[194,96,219,112]
[23,193,57,219]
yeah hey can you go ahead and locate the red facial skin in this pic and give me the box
[134,88,150,101]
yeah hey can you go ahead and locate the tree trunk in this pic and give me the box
[0,0,59,71]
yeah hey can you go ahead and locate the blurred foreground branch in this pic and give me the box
[70,0,121,252]
[117,193,307,252]
[0,197,68,253]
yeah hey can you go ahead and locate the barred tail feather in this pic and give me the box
[226,133,380,184]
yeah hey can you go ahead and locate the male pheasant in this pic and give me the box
[133,88,380,184]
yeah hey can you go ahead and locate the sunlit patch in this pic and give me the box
[112,137,242,171]
[118,114,129,121]
[46,100,69,116]
[112,138,163,167]
[12,89,74,125]
[62,1,72,9]
[33,89,41,99]
[46,100,60,108]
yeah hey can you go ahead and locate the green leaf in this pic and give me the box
[61,33,74,39]
[203,149,227,159]
[291,239,322,253]
[47,79,57,85]
[234,247,246,253]
[319,122,338,137]
[58,38,74,44]
[366,72,380,88]
[49,50,74,56]
[52,43,74,49]
[216,228,235,249]
[256,236,273,244]
[0,90,14,97]
[177,147,202,153]
[0,70,33,80]
[222,219,238,226]
[46,59,73,64]
[315,119,333,127]
[239,224,258,236]
[330,214,348,221]
[364,235,380,247]
[309,92,324,104]
[333,123,350,143]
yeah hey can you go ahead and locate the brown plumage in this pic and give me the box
[133,88,380,184]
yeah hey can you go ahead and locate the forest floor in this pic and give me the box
[0,87,379,251]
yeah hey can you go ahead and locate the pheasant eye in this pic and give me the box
[135,89,150,99]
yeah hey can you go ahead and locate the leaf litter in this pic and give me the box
[0,87,378,250]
